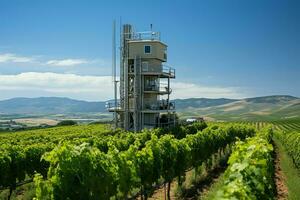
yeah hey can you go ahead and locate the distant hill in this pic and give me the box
[0,97,106,114]
[0,95,299,121]
[176,95,300,121]
[175,98,238,110]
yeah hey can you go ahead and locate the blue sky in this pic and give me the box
[0,0,299,101]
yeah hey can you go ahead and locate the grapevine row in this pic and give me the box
[0,122,207,193]
[275,131,300,169]
[34,124,255,199]
[213,127,275,199]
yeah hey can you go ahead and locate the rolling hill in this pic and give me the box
[0,95,299,121]
[177,95,300,121]
[0,97,106,114]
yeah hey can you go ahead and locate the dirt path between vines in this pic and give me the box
[182,166,226,200]
[148,182,177,200]
[147,165,226,200]
[274,143,289,200]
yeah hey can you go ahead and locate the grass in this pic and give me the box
[176,148,230,200]
[274,137,300,200]
[0,182,36,200]
[200,172,225,200]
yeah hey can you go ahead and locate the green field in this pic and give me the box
[226,118,300,132]
[0,119,299,200]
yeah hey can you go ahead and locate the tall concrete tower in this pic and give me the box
[107,24,176,131]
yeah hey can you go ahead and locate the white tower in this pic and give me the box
[108,24,176,131]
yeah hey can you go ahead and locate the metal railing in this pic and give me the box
[144,83,171,94]
[144,100,175,111]
[125,31,161,41]
[162,65,175,77]
[143,121,176,128]
[105,100,122,111]
[140,64,175,77]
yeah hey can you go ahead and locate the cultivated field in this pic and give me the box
[0,119,299,200]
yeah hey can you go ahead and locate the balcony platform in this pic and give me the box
[141,72,175,78]
[141,109,176,113]
[144,90,170,95]
[107,107,123,112]
[128,65,175,78]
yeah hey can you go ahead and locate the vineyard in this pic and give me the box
[235,118,300,132]
[0,119,300,200]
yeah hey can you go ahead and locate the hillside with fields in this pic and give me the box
[177,95,300,121]
[1,95,299,124]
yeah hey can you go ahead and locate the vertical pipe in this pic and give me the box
[139,57,142,131]
[123,24,132,130]
[119,19,124,128]
[124,52,128,130]
[167,77,170,127]
[134,56,137,132]
[141,75,144,129]
[112,20,117,129]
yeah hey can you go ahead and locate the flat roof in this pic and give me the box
[128,40,167,47]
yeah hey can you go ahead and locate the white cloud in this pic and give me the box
[0,53,102,67]
[0,72,113,101]
[0,72,246,101]
[0,53,34,63]
[172,82,244,99]
[46,59,89,66]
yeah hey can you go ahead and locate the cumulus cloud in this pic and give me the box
[46,59,89,66]
[172,82,244,99]
[0,53,34,63]
[0,53,100,67]
[0,72,245,101]
[0,72,113,101]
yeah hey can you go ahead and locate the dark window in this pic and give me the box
[144,45,151,54]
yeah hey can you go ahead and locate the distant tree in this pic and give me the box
[57,120,77,126]
[88,120,110,125]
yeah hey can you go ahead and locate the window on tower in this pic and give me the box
[144,45,151,54]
